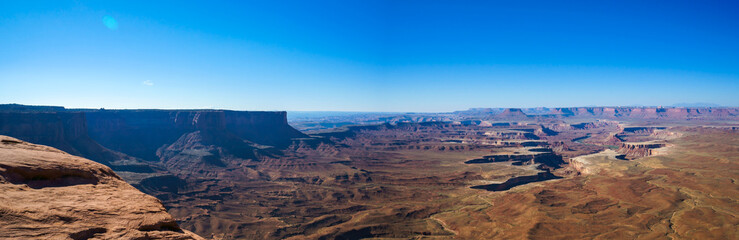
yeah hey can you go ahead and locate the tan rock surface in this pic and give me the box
[0,135,204,240]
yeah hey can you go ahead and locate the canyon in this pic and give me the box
[0,104,737,239]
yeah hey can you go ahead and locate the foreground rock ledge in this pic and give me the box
[0,136,204,240]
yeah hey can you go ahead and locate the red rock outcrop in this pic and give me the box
[617,142,666,159]
[603,134,624,145]
[0,136,203,239]
[497,108,529,119]
[534,125,558,137]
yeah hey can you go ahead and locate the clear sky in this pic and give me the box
[1,1,738,112]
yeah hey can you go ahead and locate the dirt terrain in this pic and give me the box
[156,120,738,239]
[436,126,738,239]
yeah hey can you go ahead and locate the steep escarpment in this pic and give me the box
[0,107,309,192]
[470,171,562,191]
[455,106,739,120]
[465,152,565,170]
[224,110,308,147]
[0,112,131,166]
[0,136,203,240]
[546,107,739,120]
[497,108,529,119]
[617,142,666,159]
[86,110,307,161]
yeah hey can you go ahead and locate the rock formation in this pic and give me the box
[85,110,307,162]
[545,107,739,120]
[496,108,529,119]
[0,135,203,239]
[465,151,565,170]
[617,142,666,159]
[0,106,308,171]
[0,112,136,167]
[453,106,739,120]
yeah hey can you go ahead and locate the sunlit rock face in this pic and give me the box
[617,142,666,159]
[0,136,204,240]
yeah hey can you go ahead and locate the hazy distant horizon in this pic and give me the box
[2,1,738,111]
[2,102,735,114]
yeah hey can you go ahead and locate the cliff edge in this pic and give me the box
[0,135,204,240]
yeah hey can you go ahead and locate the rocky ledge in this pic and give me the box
[617,142,667,159]
[0,136,203,240]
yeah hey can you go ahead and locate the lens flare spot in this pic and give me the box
[103,15,118,30]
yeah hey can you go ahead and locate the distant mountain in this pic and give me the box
[671,103,723,108]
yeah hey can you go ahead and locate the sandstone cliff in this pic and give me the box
[617,142,666,159]
[85,110,307,161]
[546,107,739,120]
[455,106,739,120]
[0,107,310,196]
[496,108,529,119]
[0,112,132,166]
[0,136,204,240]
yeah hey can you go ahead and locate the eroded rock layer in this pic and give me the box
[85,110,307,161]
[0,135,203,240]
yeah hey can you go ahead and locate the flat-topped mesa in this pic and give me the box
[465,151,565,170]
[618,142,666,159]
[470,171,562,192]
[496,108,530,119]
[455,106,739,120]
[0,136,203,239]
[484,130,538,140]
[621,126,665,134]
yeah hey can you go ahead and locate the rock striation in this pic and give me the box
[85,110,307,161]
[0,106,307,164]
[0,112,133,167]
[0,106,310,197]
[496,108,530,119]
[0,135,204,239]
[545,107,739,120]
[617,142,666,159]
[465,151,565,170]
[456,106,739,120]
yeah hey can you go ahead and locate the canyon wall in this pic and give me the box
[0,112,126,165]
[85,110,307,161]
[0,106,308,175]
[545,107,739,119]
[457,107,739,120]
[224,110,308,147]
[618,142,666,159]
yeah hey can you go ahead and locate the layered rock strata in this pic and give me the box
[0,136,204,239]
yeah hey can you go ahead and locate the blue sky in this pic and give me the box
[1,0,738,112]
